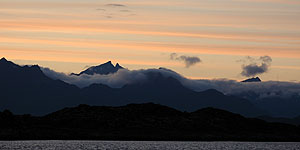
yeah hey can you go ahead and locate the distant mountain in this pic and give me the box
[0,58,264,117]
[0,103,300,141]
[73,61,124,76]
[241,77,261,82]
[229,86,300,118]
[254,97,300,118]
[81,72,265,117]
[258,115,300,126]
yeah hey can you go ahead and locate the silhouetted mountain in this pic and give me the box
[0,58,264,117]
[254,96,300,117]
[242,77,261,82]
[0,103,299,141]
[229,88,300,118]
[81,72,265,117]
[0,58,82,115]
[73,61,124,75]
[258,115,300,126]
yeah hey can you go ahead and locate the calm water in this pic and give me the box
[0,141,299,150]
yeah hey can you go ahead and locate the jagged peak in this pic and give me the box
[78,61,124,75]
[102,61,113,65]
[115,63,123,69]
[101,61,123,69]
[91,61,115,68]
[89,61,123,69]
[87,61,113,70]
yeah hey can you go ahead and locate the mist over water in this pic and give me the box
[0,141,299,150]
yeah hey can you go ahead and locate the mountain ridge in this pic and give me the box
[0,103,299,141]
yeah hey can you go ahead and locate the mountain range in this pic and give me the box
[1,58,300,121]
[0,58,265,117]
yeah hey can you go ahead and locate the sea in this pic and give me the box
[0,141,299,150]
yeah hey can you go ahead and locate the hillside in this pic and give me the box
[0,103,299,141]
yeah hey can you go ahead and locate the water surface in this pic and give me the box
[0,141,299,150]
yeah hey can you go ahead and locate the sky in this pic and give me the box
[1,0,300,81]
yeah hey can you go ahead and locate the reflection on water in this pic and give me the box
[0,141,299,150]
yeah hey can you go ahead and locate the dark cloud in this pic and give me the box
[97,4,134,19]
[170,53,201,68]
[240,56,272,77]
[106,4,126,7]
[241,63,269,77]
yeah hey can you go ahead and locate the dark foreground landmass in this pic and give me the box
[0,103,300,141]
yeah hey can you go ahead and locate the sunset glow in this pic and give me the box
[1,0,300,81]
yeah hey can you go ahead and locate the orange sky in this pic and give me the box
[1,0,300,81]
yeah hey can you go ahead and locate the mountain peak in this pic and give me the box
[242,77,261,83]
[115,63,123,69]
[78,61,124,75]
[0,57,7,62]
[0,57,17,68]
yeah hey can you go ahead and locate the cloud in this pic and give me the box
[42,67,147,88]
[106,4,126,7]
[182,79,300,100]
[170,53,201,68]
[41,66,300,101]
[41,65,300,117]
[41,67,186,89]
[97,4,133,19]
[240,56,272,77]
[241,63,269,77]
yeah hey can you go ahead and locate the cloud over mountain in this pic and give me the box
[41,66,300,100]
[170,53,201,68]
